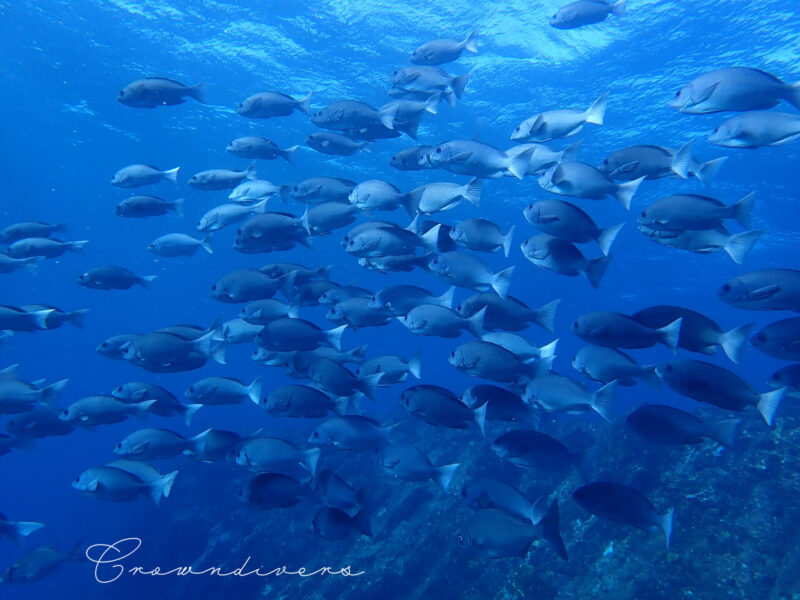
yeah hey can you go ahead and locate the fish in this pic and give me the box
[448,340,540,385]
[113,428,209,460]
[377,443,460,492]
[461,477,542,524]
[631,305,752,362]
[550,0,626,29]
[481,332,558,362]
[185,376,262,405]
[7,238,88,259]
[408,180,482,215]
[229,179,283,202]
[750,318,800,360]
[111,164,179,187]
[448,218,514,256]
[356,353,422,385]
[234,437,319,478]
[0,367,68,414]
[639,224,763,265]
[309,415,394,451]
[572,345,660,388]
[214,318,263,344]
[257,317,346,352]
[189,429,242,462]
[148,233,213,257]
[188,163,257,190]
[709,111,800,148]
[670,67,800,114]
[626,404,740,448]
[118,77,205,107]
[400,304,486,339]
[77,266,156,290]
[310,100,386,132]
[348,180,414,214]
[307,203,361,236]
[656,359,786,426]
[115,196,183,218]
[19,305,87,330]
[0,515,44,544]
[571,310,682,354]
[369,284,454,316]
[6,406,75,438]
[111,381,201,425]
[523,199,623,255]
[0,544,83,583]
[428,252,514,299]
[426,139,529,179]
[306,132,369,155]
[521,234,610,289]
[389,67,470,107]
[410,30,479,65]
[306,356,382,400]
[0,221,65,243]
[312,507,372,540]
[573,482,673,548]
[390,145,436,170]
[399,384,486,434]
[226,136,298,162]
[522,367,617,422]
[456,293,560,333]
[460,384,540,425]
[121,330,226,372]
[239,299,299,325]
[210,269,281,303]
[73,460,177,505]
[768,364,800,397]
[491,429,587,481]
[539,162,644,210]
[457,501,567,560]
[260,384,341,418]
[237,91,311,118]
[313,470,363,516]
[638,192,754,232]
[234,211,311,253]
[599,142,727,187]
[378,98,438,138]
[512,93,607,142]
[238,473,310,509]
[718,269,800,312]
[288,177,356,204]
[506,141,580,176]
[59,396,156,426]
[197,200,268,232]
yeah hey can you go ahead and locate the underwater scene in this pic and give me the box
[1,0,800,598]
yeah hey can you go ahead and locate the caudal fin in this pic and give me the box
[68,240,89,253]
[711,418,741,449]
[435,463,460,492]
[584,255,610,289]
[584,92,608,126]
[466,306,487,339]
[535,298,560,333]
[537,498,568,561]
[189,83,206,104]
[281,145,299,165]
[358,373,383,401]
[502,225,515,258]
[724,229,762,265]
[491,266,515,299]
[303,448,321,480]
[611,0,627,17]
[730,191,755,229]
[462,29,479,53]
[473,401,487,437]
[658,317,683,355]
[10,521,44,540]
[787,81,800,111]
[244,162,258,181]
[695,156,727,187]
[297,92,312,115]
[591,381,617,423]
[615,176,644,210]
[463,178,482,207]
[561,140,581,163]
[757,386,786,426]
[538,339,559,359]
[436,286,455,309]
[40,379,69,405]
[163,167,180,183]
[507,153,529,180]
[451,72,471,100]
[408,351,422,379]
[68,309,90,329]
[661,507,674,548]
[200,234,214,255]
[171,197,185,217]
[640,365,662,390]
[149,470,178,505]
[597,223,624,256]
[326,324,347,351]
[136,275,157,289]
[248,377,263,405]
[719,322,753,363]
[671,141,693,179]
[181,403,203,426]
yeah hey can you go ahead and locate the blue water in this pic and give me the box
[1,0,799,598]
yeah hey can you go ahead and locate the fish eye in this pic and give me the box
[674,90,680,97]
[116,443,122,449]
[602,158,608,164]
[757,333,767,342]
[722,284,730,291]
[665,364,673,372]
[188,387,194,393]
[640,211,646,217]
[435,148,442,153]
[433,258,438,264]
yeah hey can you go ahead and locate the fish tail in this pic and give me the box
[584,255,610,289]
[711,418,741,449]
[537,498,568,561]
[437,285,456,309]
[615,176,644,210]
[463,177,482,207]
[658,317,683,355]
[695,156,727,187]
[297,91,312,115]
[730,191,756,229]
[787,81,800,110]
[538,338,559,359]
[640,365,662,390]
[491,266,515,299]
[451,72,471,100]
[303,448,321,480]
[149,470,178,505]
[189,82,206,104]
[584,92,608,126]
[326,324,347,351]
[163,166,180,183]
[408,350,422,379]
[611,0,627,17]
[281,145,299,165]
[136,275,157,289]
[661,507,674,549]
[171,197,185,217]
[534,298,560,333]
[718,322,753,363]
[671,140,693,178]
[462,29,479,53]
[435,463,460,492]
[200,234,214,255]
[181,403,203,426]
[68,308,90,329]
[757,386,786,426]
[248,376,263,405]
[597,222,624,256]
[591,380,617,423]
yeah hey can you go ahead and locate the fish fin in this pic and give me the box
[22,256,43,272]
[538,339,559,359]
[641,365,662,390]
[200,234,213,255]
[491,266,515,299]
[248,377,263,405]
[0,364,19,380]
[591,380,617,423]
[12,521,45,539]
[584,92,608,126]
[712,418,741,449]
[719,322,753,363]
[244,161,258,181]
[538,498,568,561]
[65,309,89,329]
[757,387,786,426]
[661,507,674,549]
[40,379,69,405]
[170,197,184,217]
[507,153,529,180]
[188,83,206,103]
[424,93,440,114]
[462,29,479,53]
[210,342,227,365]
[303,448,321,480]
[287,299,301,319]
[671,141,693,178]
[69,240,89,253]
[353,509,373,537]
[137,275,157,289]
[658,317,683,355]
[527,355,555,379]
[297,91,312,115]
[181,403,203,426]
[252,198,269,214]
[281,145,299,165]
[163,167,180,183]
[420,224,442,252]
[730,191,756,229]
[436,285,456,309]
[326,324,347,351]
[333,395,351,416]
[399,114,423,140]
[435,463,460,492]
[467,306,487,339]
[472,401,487,437]
[535,299,560,333]
[451,72,471,100]
[597,223,624,256]
[695,156,727,187]
[358,373,383,401]
[350,344,368,362]
[463,177,482,207]
[584,255,610,289]
[405,214,420,234]
[149,470,178,505]
[408,351,422,379]
[561,140,581,163]
[135,399,157,419]
[615,176,644,210]
[379,110,396,130]
[530,495,548,525]
[401,192,420,217]
[502,224,515,258]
